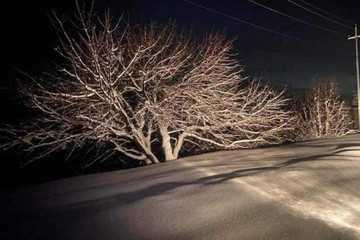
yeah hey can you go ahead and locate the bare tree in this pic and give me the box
[2,10,292,166]
[294,81,353,139]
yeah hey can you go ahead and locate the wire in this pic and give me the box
[296,0,354,25]
[182,0,301,40]
[288,0,352,30]
[246,0,340,34]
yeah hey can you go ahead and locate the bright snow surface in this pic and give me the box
[1,134,360,240]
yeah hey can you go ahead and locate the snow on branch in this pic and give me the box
[1,9,292,166]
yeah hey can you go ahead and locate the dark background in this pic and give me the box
[1,0,359,187]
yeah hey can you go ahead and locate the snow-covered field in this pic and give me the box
[183,134,360,238]
[1,134,360,240]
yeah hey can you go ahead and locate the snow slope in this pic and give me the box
[1,134,360,240]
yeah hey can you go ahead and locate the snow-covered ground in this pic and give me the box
[1,134,360,240]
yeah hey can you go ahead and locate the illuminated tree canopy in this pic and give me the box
[2,10,292,166]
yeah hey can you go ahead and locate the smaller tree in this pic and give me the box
[294,81,353,139]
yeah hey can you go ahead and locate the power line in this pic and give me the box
[182,0,301,40]
[296,0,354,25]
[246,0,340,34]
[288,0,352,30]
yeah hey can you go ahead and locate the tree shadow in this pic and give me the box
[7,138,360,221]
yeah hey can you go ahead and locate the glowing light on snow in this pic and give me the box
[183,145,360,237]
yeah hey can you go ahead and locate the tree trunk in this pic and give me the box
[173,132,186,159]
[133,132,160,164]
[144,148,160,164]
[159,124,176,161]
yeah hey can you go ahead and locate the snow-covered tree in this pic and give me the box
[2,10,292,166]
[294,81,352,139]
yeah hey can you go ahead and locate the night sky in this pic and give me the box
[3,0,360,97]
[1,0,359,185]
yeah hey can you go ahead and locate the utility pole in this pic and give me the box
[348,24,360,129]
